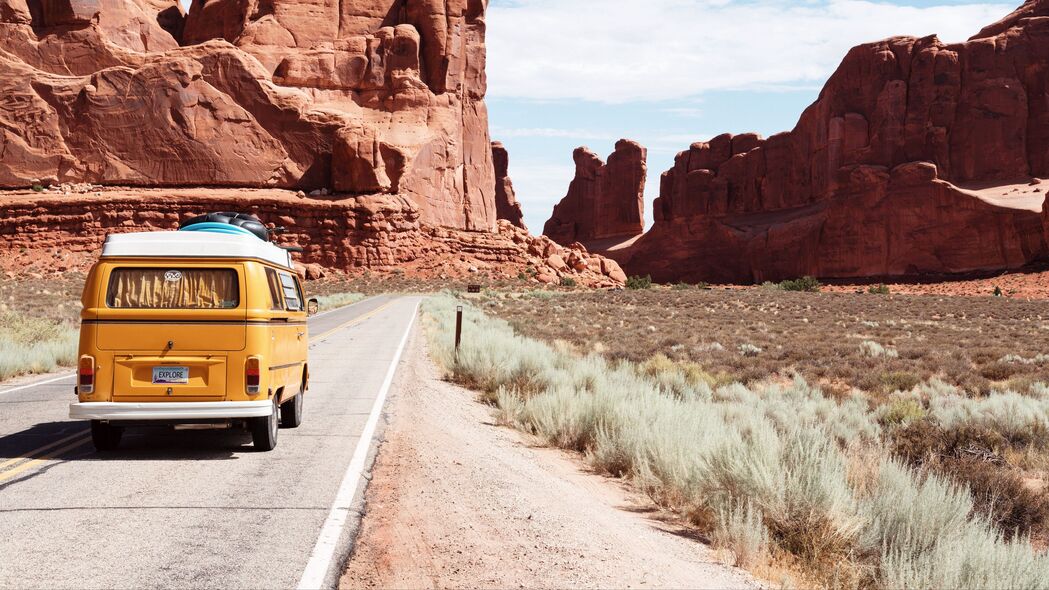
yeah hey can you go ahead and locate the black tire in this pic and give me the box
[251,397,279,451]
[280,386,304,429]
[90,421,123,452]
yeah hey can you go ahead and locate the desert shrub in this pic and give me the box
[625,275,652,290]
[945,456,1049,540]
[889,417,1049,540]
[31,184,44,192]
[1000,354,1049,365]
[878,398,926,426]
[738,343,762,357]
[637,354,716,399]
[778,276,821,292]
[928,392,1049,448]
[424,296,1049,587]
[861,340,899,359]
[559,276,577,288]
[980,360,1024,381]
[712,501,770,568]
[858,460,1049,588]
[889,420,936,468]
[868,284,891,295]
[879,371,922,394]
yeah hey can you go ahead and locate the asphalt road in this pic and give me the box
[0,295,421,590]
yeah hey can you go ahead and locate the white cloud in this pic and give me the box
[487,0,1014,103]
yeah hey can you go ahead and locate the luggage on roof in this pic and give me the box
[179,212,270,242]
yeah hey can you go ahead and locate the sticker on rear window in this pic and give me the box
[164,270,183,282]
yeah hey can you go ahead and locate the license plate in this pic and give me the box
[153,366,189,384]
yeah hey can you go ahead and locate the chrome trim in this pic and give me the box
[69,400,274,421]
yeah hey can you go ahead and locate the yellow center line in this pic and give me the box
[0,436,92,482]
[309,300,394,344]
[0,430,88,471]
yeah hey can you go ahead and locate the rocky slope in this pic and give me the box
[557,0,1049,283]
[543,140,646,245]
[0,187,627,287]
[0,0,625,286]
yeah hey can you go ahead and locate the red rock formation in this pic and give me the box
[613,1,1049,283]
[0,189,628,287]
[543,139,646,246]
[0,0,496,232]
[491,141,526,230]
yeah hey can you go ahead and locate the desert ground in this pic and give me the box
[4,274,1049,588]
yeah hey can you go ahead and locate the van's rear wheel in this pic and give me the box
[90,421,122,452]
[251,397,279,451]
[280,386,303,429]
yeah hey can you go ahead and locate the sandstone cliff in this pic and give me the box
[0,0,628,286]
[543,139,646,246]
[606,0,1049,283]
[0,0,495,231]
[491,141,526,230]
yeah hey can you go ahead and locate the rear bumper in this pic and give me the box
[69,400,273,421]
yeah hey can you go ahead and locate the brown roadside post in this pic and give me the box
[455,305,463,358]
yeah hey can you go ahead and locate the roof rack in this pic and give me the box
[100,231,294,269]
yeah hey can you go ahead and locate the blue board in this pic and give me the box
[179,222,260,238]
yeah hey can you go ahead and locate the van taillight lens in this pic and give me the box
[78,356,95,394]
[246,357,261,394]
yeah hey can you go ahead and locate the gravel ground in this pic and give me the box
[340,332,757,590]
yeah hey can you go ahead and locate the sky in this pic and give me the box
[485,0,1017,231]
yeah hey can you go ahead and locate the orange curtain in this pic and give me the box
[108,269,239,309]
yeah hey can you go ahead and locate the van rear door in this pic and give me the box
[94,265,246,400]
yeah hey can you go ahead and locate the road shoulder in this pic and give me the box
[340,326,757,589]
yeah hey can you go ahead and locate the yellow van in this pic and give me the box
[69,214,316,452]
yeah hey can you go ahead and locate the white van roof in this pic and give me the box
[101,231,294,269]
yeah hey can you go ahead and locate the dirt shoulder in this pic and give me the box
[340,330,757,590]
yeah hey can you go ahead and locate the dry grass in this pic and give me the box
[0,275,83,381]
[480,287,1049,399]
[430,291,1049,588]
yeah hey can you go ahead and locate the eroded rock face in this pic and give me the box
[0,189,627,287]
[0,0,497,232]
[492,141,525,230]
[543,139,646,246]
[615,2,1049,282]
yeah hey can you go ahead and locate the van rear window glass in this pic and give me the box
[107,269,240,309]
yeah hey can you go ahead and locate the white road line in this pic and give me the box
[296,298,420,590]
[0,373,75,396]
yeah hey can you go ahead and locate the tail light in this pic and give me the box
[78,356,95,394]
[246,357,261,394]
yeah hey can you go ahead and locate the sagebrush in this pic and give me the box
[422,295,1049,588]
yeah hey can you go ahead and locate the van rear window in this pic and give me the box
[106,268,240,309]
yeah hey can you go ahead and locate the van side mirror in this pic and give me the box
[307,298,319,316]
